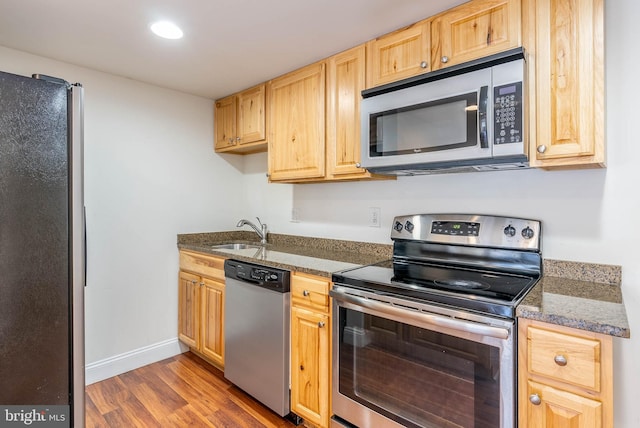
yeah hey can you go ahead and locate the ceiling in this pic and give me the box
[0,0,467,100]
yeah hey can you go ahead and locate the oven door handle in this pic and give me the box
[330,289,510,340]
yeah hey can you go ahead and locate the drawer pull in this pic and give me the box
[529,394,541,406]
[302,290,310,297]
[554,354,568,366]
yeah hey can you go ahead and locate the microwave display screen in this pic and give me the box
[369,92,478,157]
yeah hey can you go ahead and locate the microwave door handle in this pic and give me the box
[479,86,489,148]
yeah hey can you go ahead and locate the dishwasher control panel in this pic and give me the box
[224,259,291,293]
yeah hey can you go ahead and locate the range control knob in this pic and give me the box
[503,225,516,237]
[522,227,535,239]
[394,221,403,232]
[404,221,415,233]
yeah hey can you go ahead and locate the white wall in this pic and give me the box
[245,1,640,426]
[0,46,246,366]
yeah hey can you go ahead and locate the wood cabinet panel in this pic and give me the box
[213,95,236,151]
[291,272,330,313]
[431,0,521,70]
[178,251,226,369]
[237,84,267,145]
[366,20,431,88]
[268,62,326,181]
[524,380,602,428]
[200,277,225,367]
[518,319,613,428]
[527,325,600,391]
[179,250,225,281]
[178,271,200,348]
[326,45,373,179]
[290,307,330,427]
[214,84,268,154]
[523,0,604,167]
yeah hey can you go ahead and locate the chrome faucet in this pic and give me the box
[236,217,268,245]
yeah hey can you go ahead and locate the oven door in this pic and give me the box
[330,285,515,428]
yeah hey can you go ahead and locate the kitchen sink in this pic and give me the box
[211,243,263,250]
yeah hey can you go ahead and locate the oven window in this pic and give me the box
[338,307,501,428]
[369,92,478,157]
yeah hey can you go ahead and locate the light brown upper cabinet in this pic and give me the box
[268,62,326,181]
[523,0,605,168]
[326,45,378,180]
[366,20,431,88]
[431,0,522,70]
[214,84,267,154]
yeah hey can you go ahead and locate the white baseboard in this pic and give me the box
[85,338,189,385]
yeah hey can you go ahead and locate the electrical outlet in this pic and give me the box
[368,207,381,227]
[291,208,300,223]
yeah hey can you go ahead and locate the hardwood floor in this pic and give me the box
[85,352,297,427]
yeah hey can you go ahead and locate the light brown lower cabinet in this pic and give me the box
[178,250,226,368]
[290,272,331,428]
[518,318,613,428]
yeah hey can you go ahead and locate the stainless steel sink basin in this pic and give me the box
[211,243,263,250]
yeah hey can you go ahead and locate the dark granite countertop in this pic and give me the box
[516,260,630,338]
[177,231,393,278]
[177,232,630,338]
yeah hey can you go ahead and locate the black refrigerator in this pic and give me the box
[0,71,85,427]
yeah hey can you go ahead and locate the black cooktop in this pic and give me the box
[332,259,539,318]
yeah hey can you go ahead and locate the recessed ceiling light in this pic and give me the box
[150,21,183,40]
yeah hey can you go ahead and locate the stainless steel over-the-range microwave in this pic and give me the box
[360,48,528,175]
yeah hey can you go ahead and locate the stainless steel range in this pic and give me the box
[330,214,541,428]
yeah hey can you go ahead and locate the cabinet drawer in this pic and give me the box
[179,251,225,281]
[291,273,330,313]
[527,325,601,391]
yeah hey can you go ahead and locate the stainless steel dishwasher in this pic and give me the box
[224,259,291,417]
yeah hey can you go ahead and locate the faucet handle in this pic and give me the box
[256,217,266,228]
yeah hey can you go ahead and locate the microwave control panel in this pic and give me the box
[493,82,523,145]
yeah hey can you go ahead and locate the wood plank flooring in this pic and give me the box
[85,352,297,427]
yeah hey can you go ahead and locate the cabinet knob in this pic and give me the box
[441,56,449,64]
[529,394,542,406]
[300,365,304,371]
[420,61,428,69]
[236,137,241,142]
[191,280,197,284]
[200,282,205,287]
[355,162,361,168]
[554,354,568,366]
[537,145,547,153]
[318,321,325,328]
[303,290,310,297]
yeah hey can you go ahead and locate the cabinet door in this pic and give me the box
[326,45,374,179]
[237,84,266,145]
[525,0,604,167]
[200,277,225,367]
[214,95,237,151]
[366,20,430,88]
[178,271,200,348]
[431,0,521,70]
[268,62,326,181]
[524,381,602,428]
[290,307,330,427]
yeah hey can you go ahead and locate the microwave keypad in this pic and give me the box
[494,82,523,145]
